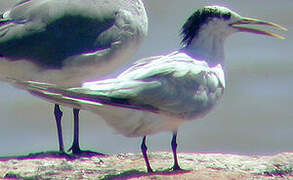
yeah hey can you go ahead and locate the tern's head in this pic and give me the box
[181,6,287,46]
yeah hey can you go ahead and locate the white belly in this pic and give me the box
[90,105,186,137]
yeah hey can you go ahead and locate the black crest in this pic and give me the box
[181,6,231,46]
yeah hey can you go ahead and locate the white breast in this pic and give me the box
[89,104,186,137]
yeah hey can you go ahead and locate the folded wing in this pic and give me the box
[0,0,147,69]
[21,52,225,120]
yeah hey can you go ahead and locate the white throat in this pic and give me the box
[181,20,230,67]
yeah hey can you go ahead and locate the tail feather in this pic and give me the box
[18,80,158,113]
[18,81,103,109]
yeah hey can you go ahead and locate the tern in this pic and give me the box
[19,6,286,171]
[0,0,148,154]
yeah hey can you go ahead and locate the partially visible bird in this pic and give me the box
[0,0,148,155]
[20,5,286,171]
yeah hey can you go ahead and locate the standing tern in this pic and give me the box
[20,5,286,171]
[0,0,148,154]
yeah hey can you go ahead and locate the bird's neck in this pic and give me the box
[182,31,226,68]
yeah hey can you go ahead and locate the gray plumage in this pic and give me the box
[0,0,148,154]
[0,0,148,86]
[8,5,286,171]
[20,51,225,136]
[17,5,286,137]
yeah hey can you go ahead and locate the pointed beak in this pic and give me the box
[230,17,287,39]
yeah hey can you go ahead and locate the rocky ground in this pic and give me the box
[0,152,293,179]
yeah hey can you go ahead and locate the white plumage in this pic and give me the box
[15,5,286,172]
[0,0,148,154]
[24,51,225,136]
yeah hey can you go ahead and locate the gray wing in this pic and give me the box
[21,54,225,119]
[0,0,147,69]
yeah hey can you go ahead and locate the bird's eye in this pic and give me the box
[222,12,231,20]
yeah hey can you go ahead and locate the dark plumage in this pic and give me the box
[181,6,231,46]
[0,14,116,69]
[58,87,159,113]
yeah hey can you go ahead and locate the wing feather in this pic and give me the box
[19,52,224,119]
[0,0,147,69]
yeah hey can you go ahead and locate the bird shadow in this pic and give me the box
[101,168,192,180]
[0,150,107,161]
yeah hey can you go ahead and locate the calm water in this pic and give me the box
[0,0,292,156]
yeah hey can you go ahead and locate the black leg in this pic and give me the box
[141,136,153,173]
[171,131,182,171]
[69,108,82,154]
[68,108,104,156]
[54,104,65,153]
